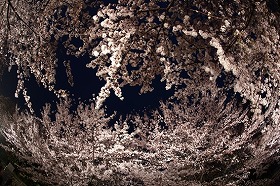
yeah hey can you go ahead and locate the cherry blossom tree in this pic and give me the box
[0,0,280,185]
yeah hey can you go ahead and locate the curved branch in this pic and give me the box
[7,0,38,36]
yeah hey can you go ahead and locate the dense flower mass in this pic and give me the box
[0,0,280,185]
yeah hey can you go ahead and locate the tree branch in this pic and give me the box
[7,0,38,36]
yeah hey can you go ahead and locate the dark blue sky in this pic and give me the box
[0,35,175,123]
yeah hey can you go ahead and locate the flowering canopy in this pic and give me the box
[0,0,280,185]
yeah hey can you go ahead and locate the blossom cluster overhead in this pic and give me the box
[0,0,280,185]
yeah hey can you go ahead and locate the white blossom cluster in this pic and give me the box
[0,0,280,185]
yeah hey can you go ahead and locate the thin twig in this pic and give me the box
[6,1,10,31]
[7,0,38,36]
[225,0,255,51]
[187,8,223,20]
[138,0,175,13]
